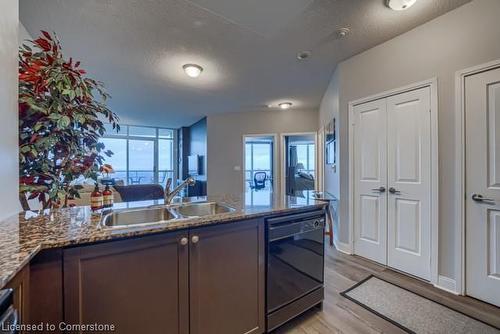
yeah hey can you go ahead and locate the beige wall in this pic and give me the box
[0,0,20,220]
[319,69,340,198]
[207,108,318,196]
[319,0,500,281]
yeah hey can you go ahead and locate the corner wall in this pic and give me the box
[179,117,207,196]
[319,0,500,284]
[0,0,20,220]
[207,108,318,196]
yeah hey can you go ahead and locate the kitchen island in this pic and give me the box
[0,191,326,333]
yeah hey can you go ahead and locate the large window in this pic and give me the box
[295,143,315,176]
[100,125,176,185]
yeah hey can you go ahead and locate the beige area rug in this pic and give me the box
[341,275,500,334]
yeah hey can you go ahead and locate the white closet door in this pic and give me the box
[465,67,500,307]
[353,99,388,264]
[386,87,431,280]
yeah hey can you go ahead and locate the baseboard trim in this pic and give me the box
[435,275,459,295]
[333,239,352,255]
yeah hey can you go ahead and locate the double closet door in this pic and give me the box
[353,87,432,281]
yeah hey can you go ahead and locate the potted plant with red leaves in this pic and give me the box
[19,31,120,210]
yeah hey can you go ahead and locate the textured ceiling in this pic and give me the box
[20,0,470,128]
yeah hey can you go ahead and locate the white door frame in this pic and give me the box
[348,78,439,285]
[280,132,319,198]
[455,59,500,295]
[242,133,279,194]
[317,128,325,193]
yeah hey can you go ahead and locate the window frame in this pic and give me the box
[100,124,177,186]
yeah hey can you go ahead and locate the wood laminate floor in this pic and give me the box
[274,245,500,334]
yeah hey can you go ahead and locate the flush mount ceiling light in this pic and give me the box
[182,64,203,78]
[278,102,293,110]
[297,51,312,61]
[386,0,417,11]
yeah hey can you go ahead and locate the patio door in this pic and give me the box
[243,135,276,207]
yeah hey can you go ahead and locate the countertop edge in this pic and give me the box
[0,202,327,289]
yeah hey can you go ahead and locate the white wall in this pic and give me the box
[319,0,500,282]
[0,0,20,220]
[318,69,341,241]
[207,108,318,196]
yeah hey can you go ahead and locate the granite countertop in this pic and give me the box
[0,190,326,289]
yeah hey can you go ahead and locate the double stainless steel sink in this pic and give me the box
[101,202,236,229]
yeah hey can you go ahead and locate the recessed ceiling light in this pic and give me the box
[386,0,417,11]
[183,64,203,78]
[278,102,293,110]
[297,51,312,60]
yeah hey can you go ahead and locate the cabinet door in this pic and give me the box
[30,249,63,332]
[6,264,30,327]
[64,232,189,334]
[189,219,265,334]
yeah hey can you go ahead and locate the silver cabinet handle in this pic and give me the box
[192,235,200,244]
[472,194,496,204]
[389,187,401,194]
[180,237,188,246]
[372,187,386,193]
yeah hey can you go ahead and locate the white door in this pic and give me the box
[386,88,431,280]
[353,99,388,264]
[465,67,500,307]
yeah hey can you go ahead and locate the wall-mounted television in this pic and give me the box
[188,155,201,176]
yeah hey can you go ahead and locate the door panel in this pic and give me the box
[359,195,381,242]
[387,87,431,280]
[466,67,500,306]
[189,219,265,334]
[395,199,420,254]
[64,232,189,334]
[488,82,500,189]
[488,210,500,279]
[353,99,387,264]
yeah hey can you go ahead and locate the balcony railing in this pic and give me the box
[111,170,174,185]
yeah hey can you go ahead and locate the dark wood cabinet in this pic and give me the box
[6,264,30,327]
[58,218,265,334]
[30,249,64,332]
[189,219,265,334]
[63,231,189,334]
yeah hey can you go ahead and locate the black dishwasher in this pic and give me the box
[0,289,17,334]
[266,209,325,332]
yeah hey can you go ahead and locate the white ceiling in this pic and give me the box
[20,0,470,128]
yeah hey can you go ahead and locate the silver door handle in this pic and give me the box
[179,237,188,246]
[389,187,401,194]
[372,187,386,193]
[471,194,496,204]
[191,235,199,244]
